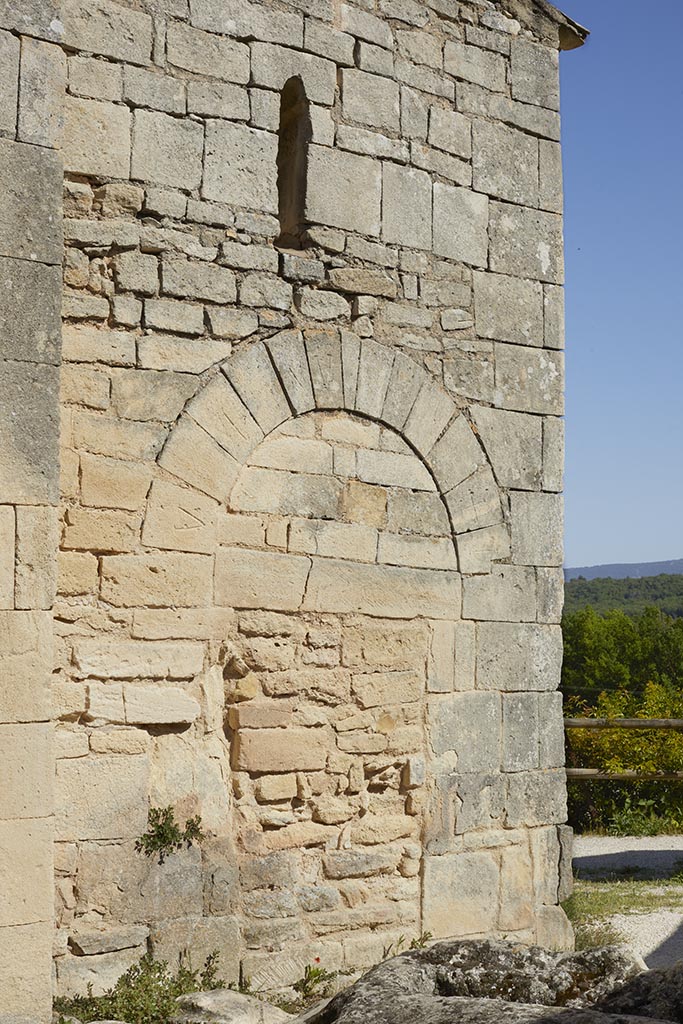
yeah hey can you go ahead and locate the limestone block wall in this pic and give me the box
[42,0,582,1002]
[0,4,65,1022]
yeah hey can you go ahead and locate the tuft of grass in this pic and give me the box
[54,952,224,1024]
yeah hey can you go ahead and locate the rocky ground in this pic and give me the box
[176,938,683,1024]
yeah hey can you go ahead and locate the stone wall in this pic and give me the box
[0,4,65,1022]
[0,0,585,1014]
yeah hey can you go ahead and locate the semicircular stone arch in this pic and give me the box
[136,334,559,989]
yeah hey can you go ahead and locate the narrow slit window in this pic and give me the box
[276,76,312,248]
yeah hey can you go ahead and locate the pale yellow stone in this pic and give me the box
[0,505,15,608]
[0,610,52,724]
[215,547,311,611]
[123,683,201,724]
[158,414,240,503]
[0,723,53,819]
[216,512,266,548]
[340,480,387,528]
[142,478,219,554]
[14,505,58,610]
[74,639,204,679]
[232,727,328,772]
[81,453,151,510]
[0,818,53,928]
[352,671,423,710]
[0,920,53,1021]
[55,754,150,841]
[255,775,298,802]
[304,558,461,620]
[57,551,99,597]
[89,727,151,754]
[132,607,235,640]
[100,552,213,607]
[378,532,457,571]
[62,507,142,552]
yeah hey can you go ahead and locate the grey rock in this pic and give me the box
[597,961,683,1021]
[298,940,656,1024]
[174,988,292,1024]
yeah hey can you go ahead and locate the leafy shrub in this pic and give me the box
[136,806,205,864]
[54,952,224,1024]
[566,681,683,834]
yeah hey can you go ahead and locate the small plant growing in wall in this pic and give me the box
[135,806,205,864]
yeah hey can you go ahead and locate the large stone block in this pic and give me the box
[342,69,399,131]
[100,552,213,608]
[506,768,568,828]
[471,407,542,490]
[0,360,59,504]
[473,120,539,207]
[0,29,19,135]
[62,0,152,65]
[511,37,560,111]
[538,691,565,768]
[510,491,563,566]
[305,144,381,236]
[132,109,203,190]
[232,727,328,772]
[189,0,303,47]
[473,270,543,347]
[463,563,536,622]
[232,466,341,518]
[542,415,564,492]
[0,920,52,1022]
[158,415,240,502]
[499,842,534,931]
[0,818,53,928]
[74,639,203,680]
[476,622,563,692]
[422,851,499,938]
[14,505,58,610]
[433,182,488,267]
[494,343,564,415]
[489,203,564,284]
[502,693,540,772]
[0,722,53,819]
[222,342,291,434]
[252,42,336,105]
[428,415,486,493]
[0,610,51,723]
[56,754,150,841]
[203,121,278,213]
[443,465,502,535]
[142,479,218,555]
[443,40,506,92]
[453,773,506,834]
[0,139,61,265]
[19,36,66,148]
[303,558,461,619]
[428,691,500,770]
[167,21,249,83]
[162,257,237,304]
[215,547,311,611]
[0,0,63,40]
[63,95,131,178]
[0,257,60,365]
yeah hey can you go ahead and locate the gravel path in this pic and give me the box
[573,836,683,968]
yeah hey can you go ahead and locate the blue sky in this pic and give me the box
[556,0,683,567]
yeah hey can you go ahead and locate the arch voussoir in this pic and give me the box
[266,330,315,414]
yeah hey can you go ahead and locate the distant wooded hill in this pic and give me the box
[565,558,683,581]
[564,574,683,618]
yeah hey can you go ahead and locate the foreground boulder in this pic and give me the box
[297,940,660,1024]
[174,988,292,1024]
[598,963,683,1022]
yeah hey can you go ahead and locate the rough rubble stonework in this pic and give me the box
[0,0,587,1019]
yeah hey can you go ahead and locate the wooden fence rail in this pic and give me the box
[564,719,683,781]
